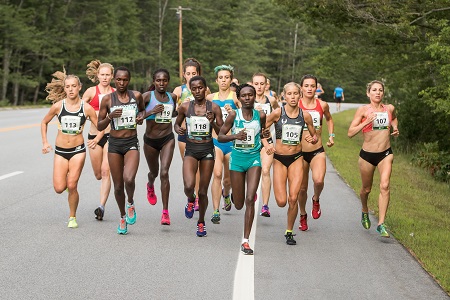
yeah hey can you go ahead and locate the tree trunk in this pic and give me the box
[2,45,12,102]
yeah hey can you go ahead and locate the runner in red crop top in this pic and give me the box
[348,80,399,238]
[81,60,115,221]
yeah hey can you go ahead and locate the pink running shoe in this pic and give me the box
[299,214,308,231]
[147,183,157,205]
[161,212,171,225]
[194,197,199,211]
[312,198,321,219]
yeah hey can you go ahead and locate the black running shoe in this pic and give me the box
[94,207,104,221]
[285,232,297,245]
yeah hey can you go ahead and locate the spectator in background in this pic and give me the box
[333,85,345,111]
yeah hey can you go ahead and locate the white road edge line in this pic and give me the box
[232,182,261,300]
[0,171,24,181]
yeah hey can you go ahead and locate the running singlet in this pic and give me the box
[255,96,272,116]
[145,91,175,123]
[179,84,194,104]
[299,98,323,131]
[58,99,87,135]
[232,109,261,153]
[275,106,305,145]
[90,86,115,111]
[186,100,213,140]
[212,91,236,122]
[109,91,139,130]
[362,104,392,133]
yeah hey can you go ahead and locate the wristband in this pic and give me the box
[267,137,273,144]
[107,114,112,121]
[329,133,335,137]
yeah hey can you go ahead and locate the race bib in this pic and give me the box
[304,110,320,130]
[282,124,302,145]
[116,106,136,130]
[234,128,255,149]
[373,112,389,130]
[155,104,173,123]
[190,116,210,137]
[221,107,230,122]
[61,115,81,134]
[257,103,271,115]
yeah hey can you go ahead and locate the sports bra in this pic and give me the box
[90,85,115,111]
[274,106,305,145]
[58,100,86,135]
[145,91,175,123]
[298,98,323,130]
[109,91,139,130]
[212,91,236,122]
[362,104,392,133]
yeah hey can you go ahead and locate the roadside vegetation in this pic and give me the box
[323,109,450,293]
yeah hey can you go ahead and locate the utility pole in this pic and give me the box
[170,6,191,82]
[292,23,298,81]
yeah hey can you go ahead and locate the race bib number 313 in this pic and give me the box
[234,128,255,149]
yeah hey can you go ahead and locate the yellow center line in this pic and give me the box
[0,121,57,133]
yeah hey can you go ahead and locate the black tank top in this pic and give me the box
[57,99,86,135]
[275,106,305,145]
[186,100,213,140]
[109,91,139,130]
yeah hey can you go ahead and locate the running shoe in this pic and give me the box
[185,200,195,219]
[161,212,171,225]
[361,212,371,229]
[194,197,199,211]
[222,189,232,211]
[196,221,207,237]
[240,242,253,255]
[311,197,321,219]
[260,205,271,217]
[376,223,390,238]
[67,217,78,228]
[211,209,221,224]
[299,214,308,231]
[117,218,127,235]
[94,206,104,221]
[147,183,157,205]
[126,203,136,225]
[285,232,297,245]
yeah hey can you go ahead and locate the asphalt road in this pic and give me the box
[0,103,447,300]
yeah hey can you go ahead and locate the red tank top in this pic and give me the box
[362,104,392,133]
[90,85,115,111]
[298,98,324,129]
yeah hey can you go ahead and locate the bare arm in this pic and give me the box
[348,106,374,138]
[97,94,111,131]
[217,111,239,143]
[41,103,60,154]
[303,112,318,144]
[210,103,223,135]
[390,105,399,136]
[174,103,187,135]
[321,101,335,147]
[81,86,95,104]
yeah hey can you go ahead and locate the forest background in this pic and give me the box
[1,0,449,179]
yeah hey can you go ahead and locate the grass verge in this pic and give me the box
[323,109,450,294]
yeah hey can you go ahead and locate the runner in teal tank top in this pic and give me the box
[218,84,274,255]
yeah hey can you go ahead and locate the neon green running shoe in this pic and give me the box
[68,217,78,228]
[211,209,221,224]
[361,212,371,229]
[376,223,390,238]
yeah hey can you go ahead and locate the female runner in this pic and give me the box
[142,69,177,225]
[174,76,223,237]
[82,59,115,220]
[206,65,241,224]
[97,67,146,235]
[297,74,335,231]
[348,80,399,237]
[218,84,272,255]
[41,70,98,228]
[265,82,318,245]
